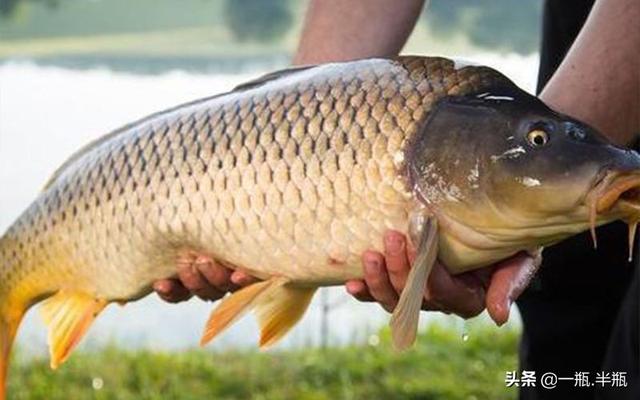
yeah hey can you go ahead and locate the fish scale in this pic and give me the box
[0,56,516,396]
[1,56,499,298]
[2,55,639,397]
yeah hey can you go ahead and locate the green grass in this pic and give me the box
[8,323,520,400]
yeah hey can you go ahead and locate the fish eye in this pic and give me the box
[527,129,549,147]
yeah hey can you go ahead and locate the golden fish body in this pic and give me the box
[9,55,633,397]
[0,57,501,394]
[1,57,496,303]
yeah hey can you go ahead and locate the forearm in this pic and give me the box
[540,0,639,146]
[293,0,424,65]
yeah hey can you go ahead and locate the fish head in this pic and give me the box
[407,77,640,271]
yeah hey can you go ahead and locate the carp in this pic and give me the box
[1,56,639,398]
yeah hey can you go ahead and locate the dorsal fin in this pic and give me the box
[232,64,316,92]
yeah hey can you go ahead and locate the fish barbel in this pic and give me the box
[1,56,640,398]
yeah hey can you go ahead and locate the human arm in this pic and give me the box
[540,0,639,145]
[293,0,425,65]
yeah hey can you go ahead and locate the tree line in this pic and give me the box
[0,0,541,54]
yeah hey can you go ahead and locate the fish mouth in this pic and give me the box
[587,171,640,259]
[594,173,640,213]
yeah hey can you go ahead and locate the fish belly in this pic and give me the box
[35,158,413,299]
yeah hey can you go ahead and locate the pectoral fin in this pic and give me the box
[389,216,438,351]
[40,291,107,369]
[200,277,316,348]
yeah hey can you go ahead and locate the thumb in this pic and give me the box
[485,252,541,326]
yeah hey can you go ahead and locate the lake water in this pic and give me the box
[0,53,536,354]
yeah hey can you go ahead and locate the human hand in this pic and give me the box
[152,257,258,303]
[346,230,539,325]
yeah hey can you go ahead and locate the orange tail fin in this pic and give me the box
[0,290,106,399]
[0,306,26,400]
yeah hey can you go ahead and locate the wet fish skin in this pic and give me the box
[0,57,506,396]
[0,57,499,304]
[2,55,640,397]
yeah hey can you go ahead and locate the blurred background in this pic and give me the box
[0,0,541,398]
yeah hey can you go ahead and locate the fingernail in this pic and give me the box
[153,281,169,294]
[194,261,211,270]
[231,272,253,286]
[385,233,404,255]
[345,281,362,295]
[496,299,512,327]
[230,274,243,285]
[365,257,381,274]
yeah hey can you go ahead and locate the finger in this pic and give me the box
[230,270,260,287]
[153,279,193,303]
[424,262,485,318]
[345,280,375,302]
[362,251,398,312]
[486,252,540,326]
[194,257,235,292]
[177,262,225,301]
[383,230,410,293]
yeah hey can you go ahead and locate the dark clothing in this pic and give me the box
[600,271,640,399]
[517,1,639,399]
[536,0,595,95]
